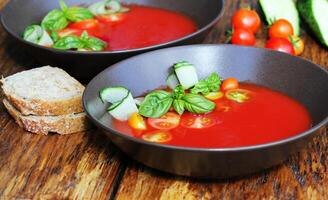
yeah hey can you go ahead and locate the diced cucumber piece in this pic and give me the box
[297,0,328,48]
[108,92,138,121]
[99,86,129,103]
[166,73,179,90]
[260,0,300,35]
[38,30,54,46]
[174,61,199,89]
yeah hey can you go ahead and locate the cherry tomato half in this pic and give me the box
[96,13,127,23]
[128,112,147,130]
[57,28,83,37]
[226,89,252,103]
[289,35,305,56]
[69,19,99,30]
[269,19,294,39]
[265,38,295,55]
[142,131,172,143]
[181,114,216,129]
[221,78,239,91]
[232,8,261,33]
[147,112,180,130]
[231,28,256,46]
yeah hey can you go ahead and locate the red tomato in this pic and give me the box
[69,19,99,30]
[231,29,256,46]
[269,19,294,39]
[57,28,83,37]
[221,78,239,91]
[96,14,127,23]
[232,8,261,33]
[181,114,216,129]
[265,38,295,55]
[147,112,180,130]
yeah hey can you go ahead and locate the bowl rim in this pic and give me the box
[83,44,328,153]
[0,0,225,55]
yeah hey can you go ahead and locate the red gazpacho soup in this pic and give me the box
[99,61,311,148]
[22,1,197,51]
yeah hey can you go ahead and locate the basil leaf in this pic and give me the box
[182,94,216,114]
[173,85,185,99]
[139,91,173,118]
[23,25,54,46]
[53,35,83,50]
[65,6,94,22]
[80,31,107,51]
[41,9,68,31]
[173,99,185,115]
[191,73,222,95]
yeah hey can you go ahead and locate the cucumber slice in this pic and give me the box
[38,30,54,46]
[174,61,199,89]
[108,92,138,121]
[260,0,300,35]
[297,0,328,48]
[99,86,129,103]
[166,73,179,90]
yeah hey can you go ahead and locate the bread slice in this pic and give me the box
[3,99,90,135]
[1,66,84,116]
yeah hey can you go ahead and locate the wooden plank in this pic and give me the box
[115,0,328,199]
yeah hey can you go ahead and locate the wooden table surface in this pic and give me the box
[1,0,328,199]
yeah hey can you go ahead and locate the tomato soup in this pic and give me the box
[113,83,311,148]
[67,5,197,51]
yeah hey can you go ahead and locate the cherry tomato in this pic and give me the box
[204,91,224,101]
[289,35,305,56]
[231,29,256,46]
[69,19,99,30]
[269,19,294,39]
[232,8,261,33]
[57,28,83,37]
[221,78,239,91]
[128,112,147,130]
[147,112,180,130]
[96,14,126,23]
[181,114,216,129]
[142,131,172,143]
[226,89,252,103]
[265,38,295,55]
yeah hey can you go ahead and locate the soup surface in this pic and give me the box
[67,5,197,51]
[113,83,311,148]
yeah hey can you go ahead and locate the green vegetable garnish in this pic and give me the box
[41,0,93,31]
[23,25,54,46]
[53,31,107,51]
[191,73,222,95]
[88,0,129,16]
[182,94,216,114]
[138,91,173,118]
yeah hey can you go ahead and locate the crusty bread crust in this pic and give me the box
[3,99,90,135]
[5,93,84,116]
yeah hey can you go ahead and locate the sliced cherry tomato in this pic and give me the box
[69,19,99,30]
[226,89,252,103]
[265,38,295,55]
[128,112,147,130]
[57,28,83,37]
[231,28,256,46]
[147,112,180,130]
[232,8,261,33]
[289,35,305,56]
[181,114,216,129]
[204,91,224,101]
[96,14,126,23]
[221,78,239,91]
[142,131,172,143]
[269,19,294,39]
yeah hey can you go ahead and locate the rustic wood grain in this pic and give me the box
[0,0,327,199]
[115,0,328,200]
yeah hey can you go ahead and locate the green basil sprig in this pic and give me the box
[138,91,173,118]
[41,0,93,31]
[88,0,129,16]
[53,31,107,51]
[191,73,222,95]
[139,85,216,118]
[23,25,54,46]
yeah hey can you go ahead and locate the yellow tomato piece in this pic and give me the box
[128,112,147,130]
[142,131,172,143]
[205,91,224,100]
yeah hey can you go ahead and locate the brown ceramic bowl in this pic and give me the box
[0,0,224,81]
[83,44,328,178]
